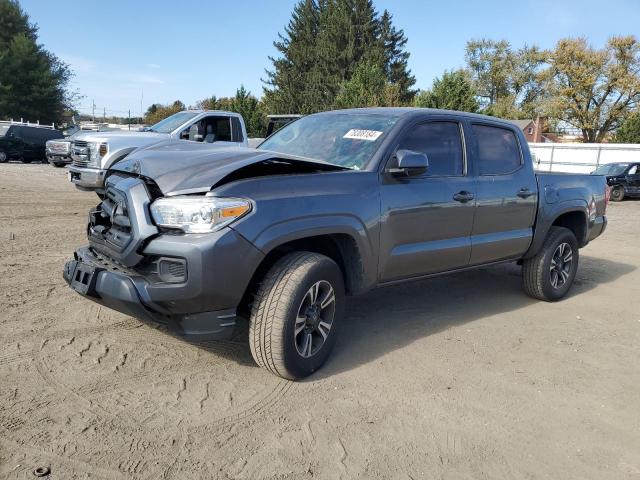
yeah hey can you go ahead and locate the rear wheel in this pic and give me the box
[610,185,624,202]
[522,226,579,301]
[249,252,345,380]
[0,151,7,163]
[52,161,66,168]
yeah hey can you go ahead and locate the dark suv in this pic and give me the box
[591,162,640,201]
[0,125,64,163]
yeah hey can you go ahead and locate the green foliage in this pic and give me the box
[144,100,185,125]
[0,0,36,48]
[0,0,73,124]
[541,36,640,142]
[465,39,544,118]
[335,60,404,108]
[414,70,479,112]
[197,86,265,137]
[613,111,640,143]
[263,0,415,114]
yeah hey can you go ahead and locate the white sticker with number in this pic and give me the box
[343,129,383,141]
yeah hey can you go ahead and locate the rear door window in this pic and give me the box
[472,124,522,175]
[396,121,464,176]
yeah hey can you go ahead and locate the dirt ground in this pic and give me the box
[0,163,639,480]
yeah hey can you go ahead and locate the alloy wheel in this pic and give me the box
[294,280,336,358]
[550,242,573,289]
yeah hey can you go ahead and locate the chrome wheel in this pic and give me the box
[295,280,336,358]
[0,151,6,162]
[550,242,573,289]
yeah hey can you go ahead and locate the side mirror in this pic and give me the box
[388,149,429,176]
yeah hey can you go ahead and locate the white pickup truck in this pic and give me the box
[68,110,248,193]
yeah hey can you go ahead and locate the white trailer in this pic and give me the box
[530,143,640,174]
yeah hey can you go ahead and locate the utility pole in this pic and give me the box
[92,100,96,122]
[128,109,131,131]
[103,107,106,122]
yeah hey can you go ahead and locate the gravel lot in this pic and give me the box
[1,163,639,480]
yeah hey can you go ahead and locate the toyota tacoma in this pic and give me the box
[64,108,608,379]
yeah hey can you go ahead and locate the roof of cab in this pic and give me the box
[312,107,519,128]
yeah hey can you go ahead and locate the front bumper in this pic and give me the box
[63,229,264,340]
[47,154,72,165]
[68,165,106,190]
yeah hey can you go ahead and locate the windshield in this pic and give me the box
[258,112,400,169]
[148,111,198,134]
[592,163,628,176]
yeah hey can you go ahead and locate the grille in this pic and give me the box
[88,187,133,254]
[47,140,70,155]
[71,140,91,167]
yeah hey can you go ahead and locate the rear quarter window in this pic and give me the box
[472,124,522,175]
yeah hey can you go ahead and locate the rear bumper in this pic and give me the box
[68,165,106,190]
[587,215,607,242]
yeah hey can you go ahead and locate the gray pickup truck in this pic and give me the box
[64,108,608,379]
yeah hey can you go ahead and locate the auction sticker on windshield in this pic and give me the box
[343,129,383,141]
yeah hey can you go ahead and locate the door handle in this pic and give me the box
[517,187,534,198]
[453,191,474,203]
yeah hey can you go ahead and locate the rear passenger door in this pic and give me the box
[468,122,538,265]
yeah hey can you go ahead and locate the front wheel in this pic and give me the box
[522,226,579,301]
[610,185,624,202]
[0,151,7,163]
[249,252,345,380]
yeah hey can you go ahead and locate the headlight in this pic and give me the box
[87,142,107,166]
[150,196,251,233]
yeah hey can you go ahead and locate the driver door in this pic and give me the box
[379,119,476,282]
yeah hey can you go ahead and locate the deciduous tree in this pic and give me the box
[542,36,640,143]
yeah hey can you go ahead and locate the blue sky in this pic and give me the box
[20,0,640,117]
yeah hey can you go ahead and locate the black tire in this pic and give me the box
[522,226,579,302]
[52,161,66,168]
[0,151,7,163]
[249,252,345,380]
[610,185,624,202]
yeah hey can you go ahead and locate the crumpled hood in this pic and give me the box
[109,141,342,195]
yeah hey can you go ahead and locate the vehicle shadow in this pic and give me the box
[313,255,635,379]
[187,255,635,376]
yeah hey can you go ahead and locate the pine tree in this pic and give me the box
[378,10,416,103]
[263,0,326,114]
[0,0,36,48]
[0,0,72,123]
[415,70,479,112]
[263,0,415,113]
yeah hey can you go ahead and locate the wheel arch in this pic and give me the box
[238,225,372,317]
[524,203,589,259]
